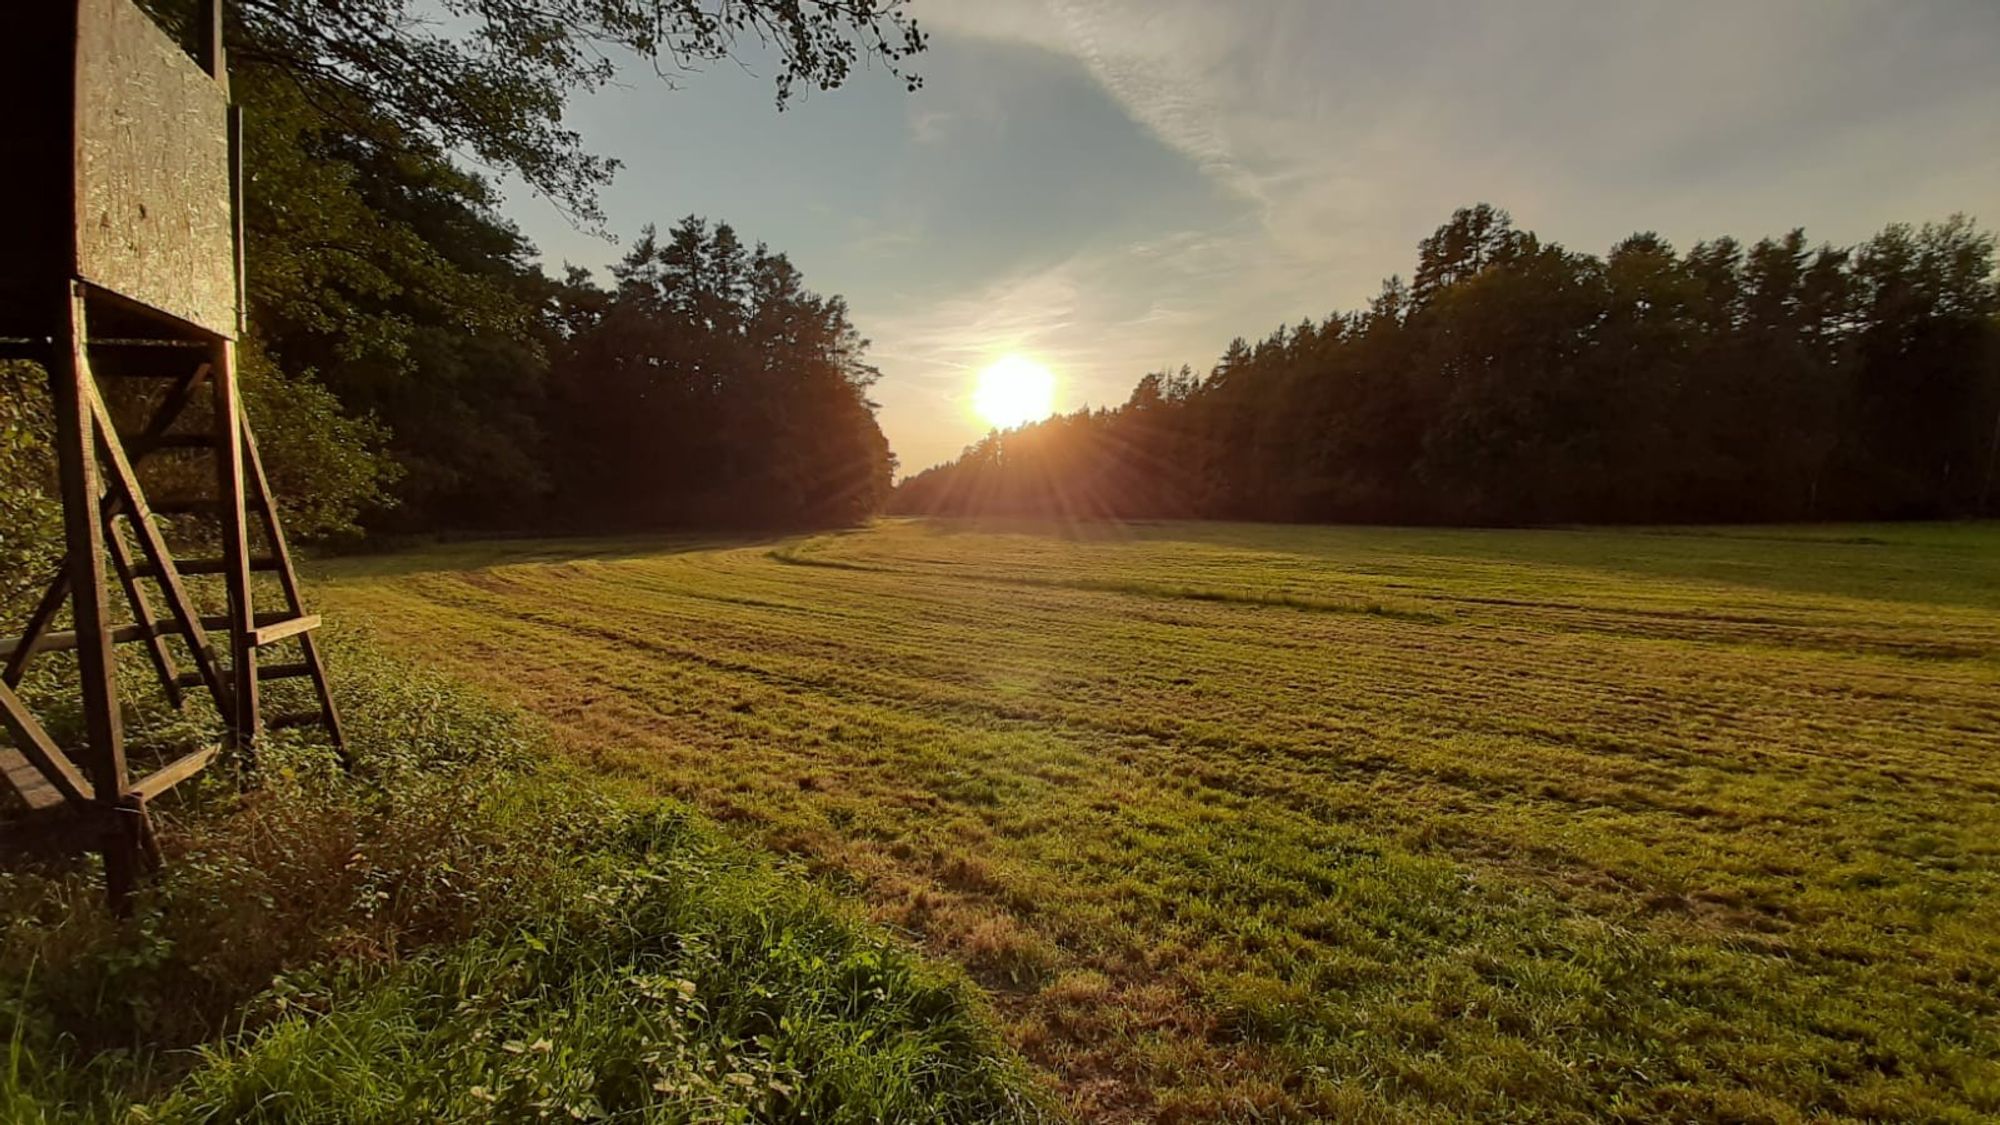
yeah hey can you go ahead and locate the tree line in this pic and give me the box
[1,0,916,594]
[896,205,2000,525]
[219,0,905,536]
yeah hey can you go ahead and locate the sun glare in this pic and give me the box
[973,355,1057,429]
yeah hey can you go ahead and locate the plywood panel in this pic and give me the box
[74,0,235,337]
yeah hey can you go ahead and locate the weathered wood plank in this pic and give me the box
[197,611,309,631]
[0,680,90,807]
[189,615,323,648]
[74,0,236,335]
[126,745,217,802]
[249,615,320,648]
[211,339,260,751]
[0,622,158,659]
[51,286,130,906]
[0,748,65,811]
[134,554,276,578]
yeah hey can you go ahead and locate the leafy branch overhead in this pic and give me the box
[222,0,928,222]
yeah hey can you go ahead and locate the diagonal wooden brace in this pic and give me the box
[2,360,213,690]
[83,368,233,714]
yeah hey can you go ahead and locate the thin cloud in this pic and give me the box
[878,0,1999,471]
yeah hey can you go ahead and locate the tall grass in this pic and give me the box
[0,637,1049,1122]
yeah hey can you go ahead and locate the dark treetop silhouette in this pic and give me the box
[896,206,2000,526]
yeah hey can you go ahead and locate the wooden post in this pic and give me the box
[212,337,259,759]
[229,106,246,337]
[197,0,226,88]
[52,283,136,909]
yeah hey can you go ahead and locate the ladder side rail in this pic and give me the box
[210,340,259,754]
[102,519,185,710]
[240,423,346,758]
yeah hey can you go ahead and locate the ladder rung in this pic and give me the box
[149,497,221,516]
[1,622,158,658]
[126,746,219,802]
[143,433,220,451]
[147,496,268,517]
[136,555,280,578]
[252,615,321,647]
[0,336,207,356]
[88,337,211,350]
[259,661,315,681]
[269,710,327,732]
[198,613,321,647]
[175,661,311,689]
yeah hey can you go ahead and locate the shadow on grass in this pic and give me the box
[311,529,813,582]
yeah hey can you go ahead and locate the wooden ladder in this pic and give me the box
[0,290,343,898]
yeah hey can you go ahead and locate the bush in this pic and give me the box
[0,362,61,624]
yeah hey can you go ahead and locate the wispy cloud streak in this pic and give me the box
[868,0,1999,471]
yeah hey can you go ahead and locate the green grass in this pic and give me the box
[0,637,1048,1123]
[317,518,2000,1121]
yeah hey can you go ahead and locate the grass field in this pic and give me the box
[320,519,2000,1121]
[0,637,1046,1123]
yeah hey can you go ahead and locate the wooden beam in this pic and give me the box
[53,284,132,906]
[198,0,227,87]
[134,554,277,578]
[127,746,219,803]
[3,362,210,688]
[103,520,185,711]
[229,106,246,335]
[0,623,160,660]
[197,612,318,639]
[211,338,259,754]
[249,615,319,648]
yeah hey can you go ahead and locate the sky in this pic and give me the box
[500,0,2000,476]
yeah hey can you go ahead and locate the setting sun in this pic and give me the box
[973,355,1057,429]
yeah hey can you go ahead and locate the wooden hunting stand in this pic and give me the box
[0,0,342,908]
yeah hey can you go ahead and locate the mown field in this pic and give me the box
[321,519,2000,1122]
